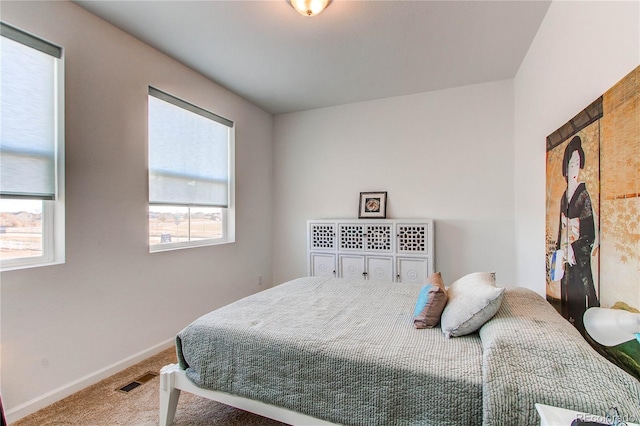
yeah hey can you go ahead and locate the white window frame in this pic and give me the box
[148,89,235,253]
[0,24,65,271]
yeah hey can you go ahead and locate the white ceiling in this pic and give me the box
[73,0,551,115]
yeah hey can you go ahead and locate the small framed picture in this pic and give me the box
[358,192,387,219]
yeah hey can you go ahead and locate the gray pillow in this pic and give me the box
[440,272,504,338]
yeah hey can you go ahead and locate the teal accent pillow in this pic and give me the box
[413,272,449,329]
[414,284,434,317]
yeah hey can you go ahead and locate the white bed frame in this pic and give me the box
[159,363,338,426]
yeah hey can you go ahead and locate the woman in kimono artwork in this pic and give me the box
[556,135,599,336]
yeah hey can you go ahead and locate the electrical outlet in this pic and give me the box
[258,275,263,286]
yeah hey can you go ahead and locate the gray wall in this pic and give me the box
[1,1,273,419]
[513,0,640,291]
[273,80,516,287]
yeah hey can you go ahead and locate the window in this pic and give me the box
[148,87,234,251]
[0,23,65,270]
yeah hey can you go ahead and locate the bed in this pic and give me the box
[160,276,640,425]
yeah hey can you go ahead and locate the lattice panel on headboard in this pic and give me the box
[310,224,335,249]
[366,225,392,251]
[397,225,426,253]
[339,224,364,250]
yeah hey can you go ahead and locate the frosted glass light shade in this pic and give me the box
[584,307,640,347]
[288,0,332,17]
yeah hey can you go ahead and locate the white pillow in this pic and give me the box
[440,272,504,338]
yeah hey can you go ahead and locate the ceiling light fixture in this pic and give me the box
[288,0,332,17]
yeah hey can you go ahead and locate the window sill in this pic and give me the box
[149,238,234,253]
[1,257,64,272]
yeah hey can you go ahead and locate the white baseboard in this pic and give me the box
[6,338,174,424]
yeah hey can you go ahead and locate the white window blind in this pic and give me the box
[148,87,233,207]
[0,23,61,200]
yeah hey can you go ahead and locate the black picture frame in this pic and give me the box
[358,192,387,219]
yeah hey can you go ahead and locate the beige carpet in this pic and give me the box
[12,347,287,426]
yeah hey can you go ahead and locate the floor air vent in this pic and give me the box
[116,371,159,393]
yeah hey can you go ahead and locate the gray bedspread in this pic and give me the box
[480,287,640,425]
[177,278,640,425]
[177,277,483,425]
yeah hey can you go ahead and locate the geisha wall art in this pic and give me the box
[545,65,640,379]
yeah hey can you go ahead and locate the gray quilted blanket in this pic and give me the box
[177,277,483,425]
[177,278,640,425]
[480,287,640,425]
